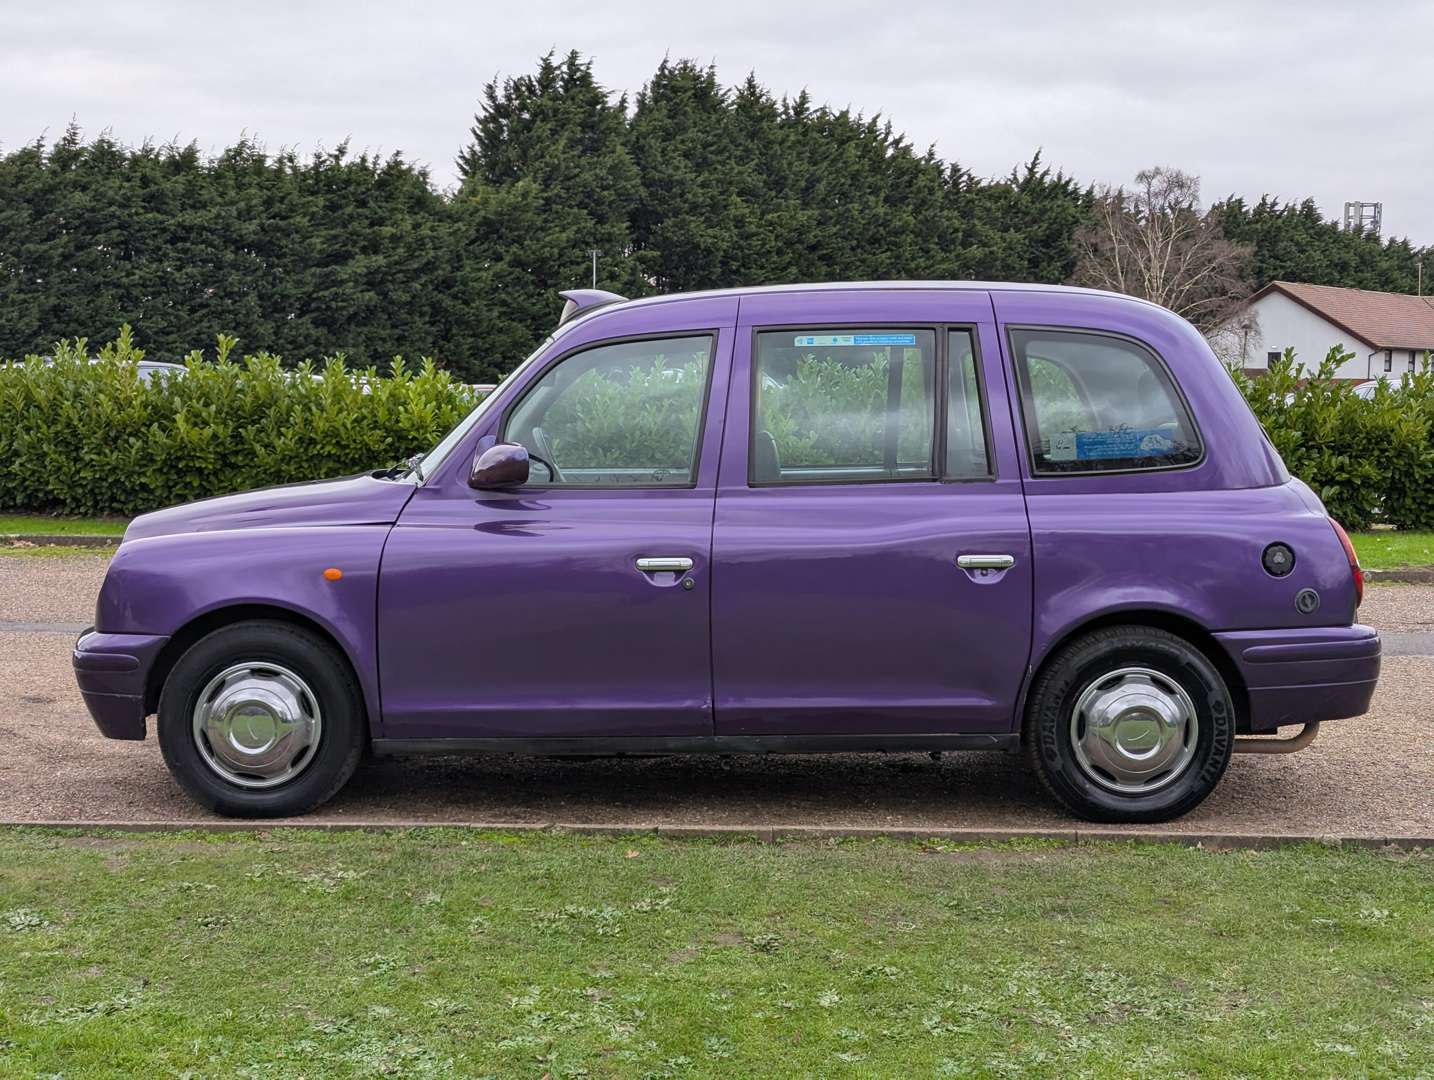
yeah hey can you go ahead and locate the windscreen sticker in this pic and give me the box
[793,333,918,347]
[1051,427,1177,461]
[1048,431,1077,461]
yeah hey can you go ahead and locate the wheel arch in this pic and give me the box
[144,603,371,731]
[1023,608,1250,736]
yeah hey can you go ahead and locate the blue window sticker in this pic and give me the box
[794,333,917,348]
[1064,427,1177,461]
[855,333,917,346]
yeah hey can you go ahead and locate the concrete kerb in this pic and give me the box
[1,819,1428,851]
[2,534,120,548]
[1365,566,1434,585]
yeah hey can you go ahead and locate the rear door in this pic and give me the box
[710,289,1033,736]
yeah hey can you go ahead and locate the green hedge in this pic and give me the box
[0,329,478,517]
[3,331,1432,528]
[1233,347,1434,530]
[759,350,933,468]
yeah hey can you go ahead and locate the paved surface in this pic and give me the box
[1,552,1430,834]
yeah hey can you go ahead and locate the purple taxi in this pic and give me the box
[73,282,1379,822]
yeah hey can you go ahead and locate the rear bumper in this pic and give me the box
[1214,624,1380,733]
[72,628,169,740]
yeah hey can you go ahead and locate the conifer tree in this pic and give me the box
[452,50,644,367]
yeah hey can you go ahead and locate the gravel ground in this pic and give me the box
[2,551,1430,834]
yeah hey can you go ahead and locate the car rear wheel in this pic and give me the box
[157,620,365,817]
[1023,626,1234,823]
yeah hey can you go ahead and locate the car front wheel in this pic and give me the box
[157,620,365,817]
[1023,626,1234,823]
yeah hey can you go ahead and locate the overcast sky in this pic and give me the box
[5,1,1432,245]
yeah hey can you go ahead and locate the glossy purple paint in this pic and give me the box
[74,282,1379,752]
[468,441,531,489]
[712,289,1032,735]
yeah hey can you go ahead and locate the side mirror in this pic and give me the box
[468,441,530,489]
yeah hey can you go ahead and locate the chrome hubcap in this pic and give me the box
[1070,666,1198,794]
[192,662,322,789]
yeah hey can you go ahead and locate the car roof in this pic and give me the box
[561,280,1163,331]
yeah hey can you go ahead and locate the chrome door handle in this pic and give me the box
[635,556,694,572]
[957,554,1015,570]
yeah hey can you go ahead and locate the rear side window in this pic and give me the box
[752,329,937,483]
[1011,329,1201,474]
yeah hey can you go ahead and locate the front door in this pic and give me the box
[711,290,1033,735]
[378,312,734,740]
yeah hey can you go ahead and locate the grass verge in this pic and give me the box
[1353,530,1434,571]
[1,829,1430,1076]
[0,543,116,558]
[0,513,128,537]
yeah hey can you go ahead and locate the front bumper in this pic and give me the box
[1213,624,1380,732]
[72,628,170,740]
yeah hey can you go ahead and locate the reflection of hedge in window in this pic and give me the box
[1013,329,1201,474]
[1026,356,1097,440]
[505,336,712,485]
[755,330,936,481]
[543,354,708,468]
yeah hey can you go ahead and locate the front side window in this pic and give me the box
[504,335,713,486]
[1012,329,1201,474]
[752,329,937,483]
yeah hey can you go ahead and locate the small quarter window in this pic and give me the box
[1384,351,1393,373]
[1012,329,1201,474]
[504,335,713,486]
[1266,350,1281,365]
[945,330,991,478]
[753,329,936,483]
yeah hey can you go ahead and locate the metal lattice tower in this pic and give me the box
[1343,201,1382,239]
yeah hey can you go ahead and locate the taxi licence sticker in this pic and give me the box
[793,333,918,347]
[1047,427,1176,462]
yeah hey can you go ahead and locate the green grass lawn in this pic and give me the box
[1354,530,1434,570]
[0,544,116,558]
[1,830,1430,1077]
[0,513,127,536]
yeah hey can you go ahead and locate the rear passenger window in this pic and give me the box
[1011,329,1201,474]
[752,329,937,483]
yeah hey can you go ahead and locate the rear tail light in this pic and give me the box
[1329,519,1363,607]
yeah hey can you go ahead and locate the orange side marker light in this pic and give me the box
[323,567,343,581]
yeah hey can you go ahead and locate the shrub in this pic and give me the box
[1231,346,1434,530]
[542,352,710,471]
[5,330,1432,528]
[759,349,932,468]
[0,328,479,517]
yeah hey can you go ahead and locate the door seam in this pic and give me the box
[706,297,740,735]
[989,290,1039,732]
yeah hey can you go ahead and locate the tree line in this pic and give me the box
[1,51,1428,381]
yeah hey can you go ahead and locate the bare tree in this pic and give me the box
[1071,167,1252,330]
[1206,308,1262,371]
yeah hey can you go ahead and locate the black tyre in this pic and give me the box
[1023,626,1234,823]
[157,620,366,817]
